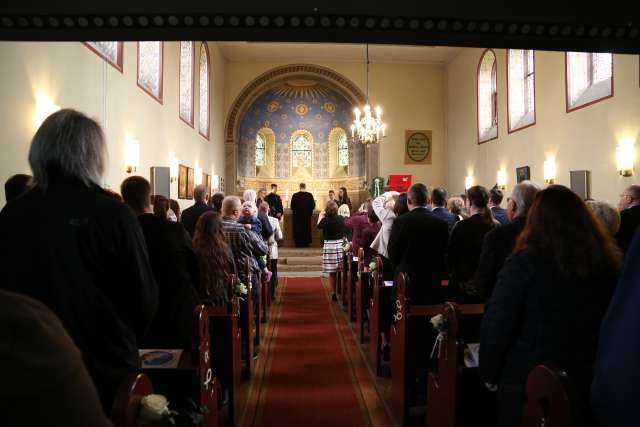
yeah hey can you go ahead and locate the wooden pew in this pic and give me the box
[341,251,351,310]
[347,250,359,322]
[262,247,271,323]
[355,247,372,344]
[240,257,256,379]
[111,373,153,427]
[390,272,485,426]
[523,365,577,427]
[369,256,392,376]
[335,250,343,299]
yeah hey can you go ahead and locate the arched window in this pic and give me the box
[198,43,211,139]
[137,42,163,103]
[179,41,194,126]
[566,52,613,112]
[255,133,266,166]
[292,133,312,167]
[338,132,349,166]
[84,42,123,72]
[507,49,536,133]
[477,49,498,143]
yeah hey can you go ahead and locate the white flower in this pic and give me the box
[369,261,377,272]
[235,282,248,295]
[139,394,170,424]
[430,314,448,332]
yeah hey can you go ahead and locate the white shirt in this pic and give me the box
[267,216,283,259]
[370,191,398,258]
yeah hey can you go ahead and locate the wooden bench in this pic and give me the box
[355,247,372,344]
[111,373,153,427]
[390,272,485,426]
[341,250,351,310]
[369,255,393,376]
[523,365,578,427]
[239,257,256,379]
[347,251,359,322]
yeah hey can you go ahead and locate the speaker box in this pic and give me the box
[150,166,170,198]
[570,170,591,200]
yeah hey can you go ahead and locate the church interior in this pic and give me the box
[1,3,640,427]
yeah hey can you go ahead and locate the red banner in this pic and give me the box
[389,175,412,192]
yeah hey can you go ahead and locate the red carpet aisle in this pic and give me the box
[259,277,367,427]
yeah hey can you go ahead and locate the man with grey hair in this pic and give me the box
[616,184,640,254]
[0,109,158,409]
[182,184,213,237]
[475,180,540,299]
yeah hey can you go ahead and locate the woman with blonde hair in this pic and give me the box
[447,196,466,222]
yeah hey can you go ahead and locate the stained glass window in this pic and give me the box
[566,52,613,111]
[179,42,194,125]
[85,42,123,71]
[508,49,535,132]
[478,49,498,143]
[198,43,210,139]
[338,131,349,166]
[292,134,312,168]
[137,42,163,102]
[256,133,266,166]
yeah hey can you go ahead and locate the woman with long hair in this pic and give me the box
[447,185,496,302]
[317,200,346,301]
[192,211,237,306]
[480,185,622,427]
[338,187,352,212]
[152,195,170,220]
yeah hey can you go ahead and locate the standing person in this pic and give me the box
[317,201,346,301]
[210,192,225,213]
[291,182,316,247]
[261,202,283,299]
[430,187,457,231]
[4,173,32,203]
[193,211,237,306]
[480,185,621,427]
[371,191,400,279]
[475,181,540,300]
[489,186,509,225]
[361,205,381,263]
[169,198,181,222]
[616,184,640,254]
[256,188,267,207]
[338,186,352,212]
[0,109,157,409]
[264,183,284,220]
[121,176,200,349]
[243,189,273,241]
[448,185,496,302]
[328,189,337,202]
[182,184,213,237]
[388,183,449,304]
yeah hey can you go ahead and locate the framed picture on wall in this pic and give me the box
[187,167,195,199]
[516,166,531,183]
[178,164,188,199]
[219,177,225,193]
[204,173,211,196]
[404,130,433,165]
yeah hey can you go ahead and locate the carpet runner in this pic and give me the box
[259,277,367,427]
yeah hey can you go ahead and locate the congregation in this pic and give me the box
[2,108,640,427]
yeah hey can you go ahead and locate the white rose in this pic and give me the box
[430,314,445,329]
[139,394,170,424]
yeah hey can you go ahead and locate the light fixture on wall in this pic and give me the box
[350,44,387,145]
[170,157,179,182]
[124,138,140,174]
[616,138,635,177]
[33,94,60,130]
[465,174,474,190]
[496,169,507,190]
[194,167,203,185]
[543,159,556,184]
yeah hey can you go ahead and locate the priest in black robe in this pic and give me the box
[291,182,316,247]
[265,183,284,219]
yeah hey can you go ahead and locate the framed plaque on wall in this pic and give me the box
[404,130,432,165]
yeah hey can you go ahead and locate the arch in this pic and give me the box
[290,129,314,179]
[477,48,498,144]
[198,42,211,140]
[255,127,275,178]
[507,49,536,133]
[179,41,195,127]
[328,127,349,178]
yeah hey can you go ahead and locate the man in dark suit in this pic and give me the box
[616,184,640,255]
[182,184,213,237]
[121,176,200,349]
[489,186,509,225]
[388,183,449,304]
[475,181,540,299]
[430,187,456,231]
[264,183,284,220]
[291,182,316,247]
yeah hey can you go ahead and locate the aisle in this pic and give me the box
[257,277,368,427]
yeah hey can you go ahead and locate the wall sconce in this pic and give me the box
[124,138,139,174]
[464,174,474,190]
[496,169,507,190]
[543,159,556,184]
[33,94,60,130]
[170,157,179,182]
[616,139,635,177]
[194,167,203,185]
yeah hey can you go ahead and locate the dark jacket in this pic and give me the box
[264,192,284,218]
[616,204,640,255]
[491,206,509,226]
[317,214,346,240]
[481,251,615,427]
[448,213,495,302]
[258,211,273,240]
[474,216,526,300]
[431,206,457,231]
[181,201,213,237]
[0,177,158,409]
[388,207,449,304]
[592,231,640,427]
[137,214,200,349]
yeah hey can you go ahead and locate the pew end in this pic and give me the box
[523,365,579,427]
[111,373,153,427]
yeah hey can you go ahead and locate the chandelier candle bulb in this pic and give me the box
[375,105,382,119]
